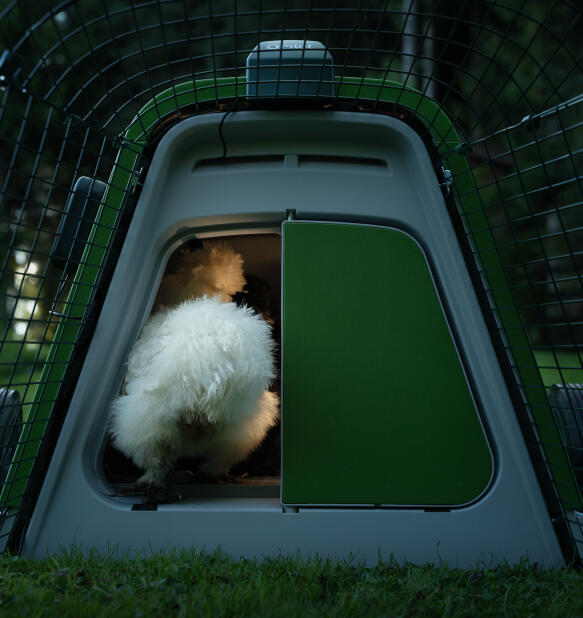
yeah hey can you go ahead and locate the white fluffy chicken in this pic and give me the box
[109,241,279,494]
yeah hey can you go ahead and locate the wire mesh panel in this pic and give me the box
[0,0,581,559]
[440,93,583,559]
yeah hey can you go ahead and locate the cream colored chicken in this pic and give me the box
[109,241,279,491]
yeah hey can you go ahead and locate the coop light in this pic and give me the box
[246,40,334,97]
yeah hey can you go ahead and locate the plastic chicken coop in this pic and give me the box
[0,1,582,568]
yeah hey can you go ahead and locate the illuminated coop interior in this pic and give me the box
[102,233,283,496]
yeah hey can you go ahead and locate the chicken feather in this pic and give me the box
[108,241,279,487]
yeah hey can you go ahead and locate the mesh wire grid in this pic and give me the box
[0,0,581,559]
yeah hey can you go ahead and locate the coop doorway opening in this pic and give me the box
[102,232,282,499]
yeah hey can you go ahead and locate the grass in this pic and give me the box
[534,350,583,387]
[1,548,583,617]
[0,340,49,420]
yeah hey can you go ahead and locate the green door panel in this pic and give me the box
[282,222,493,506]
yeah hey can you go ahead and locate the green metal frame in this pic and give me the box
[2,76,578,517]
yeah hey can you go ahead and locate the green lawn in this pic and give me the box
[1,548,583,617]
[534,350,583,387]
[0,341,48,418]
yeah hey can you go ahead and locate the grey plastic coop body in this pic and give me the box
[15,42,567,566]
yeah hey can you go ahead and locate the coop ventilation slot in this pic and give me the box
[193,154,388,171]
[298,155,388,168]
[193,155,284,171]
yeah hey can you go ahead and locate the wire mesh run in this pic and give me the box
[441,91,583,562]
[0,1,582,559]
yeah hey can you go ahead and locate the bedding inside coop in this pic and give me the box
[102,233,281,496]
